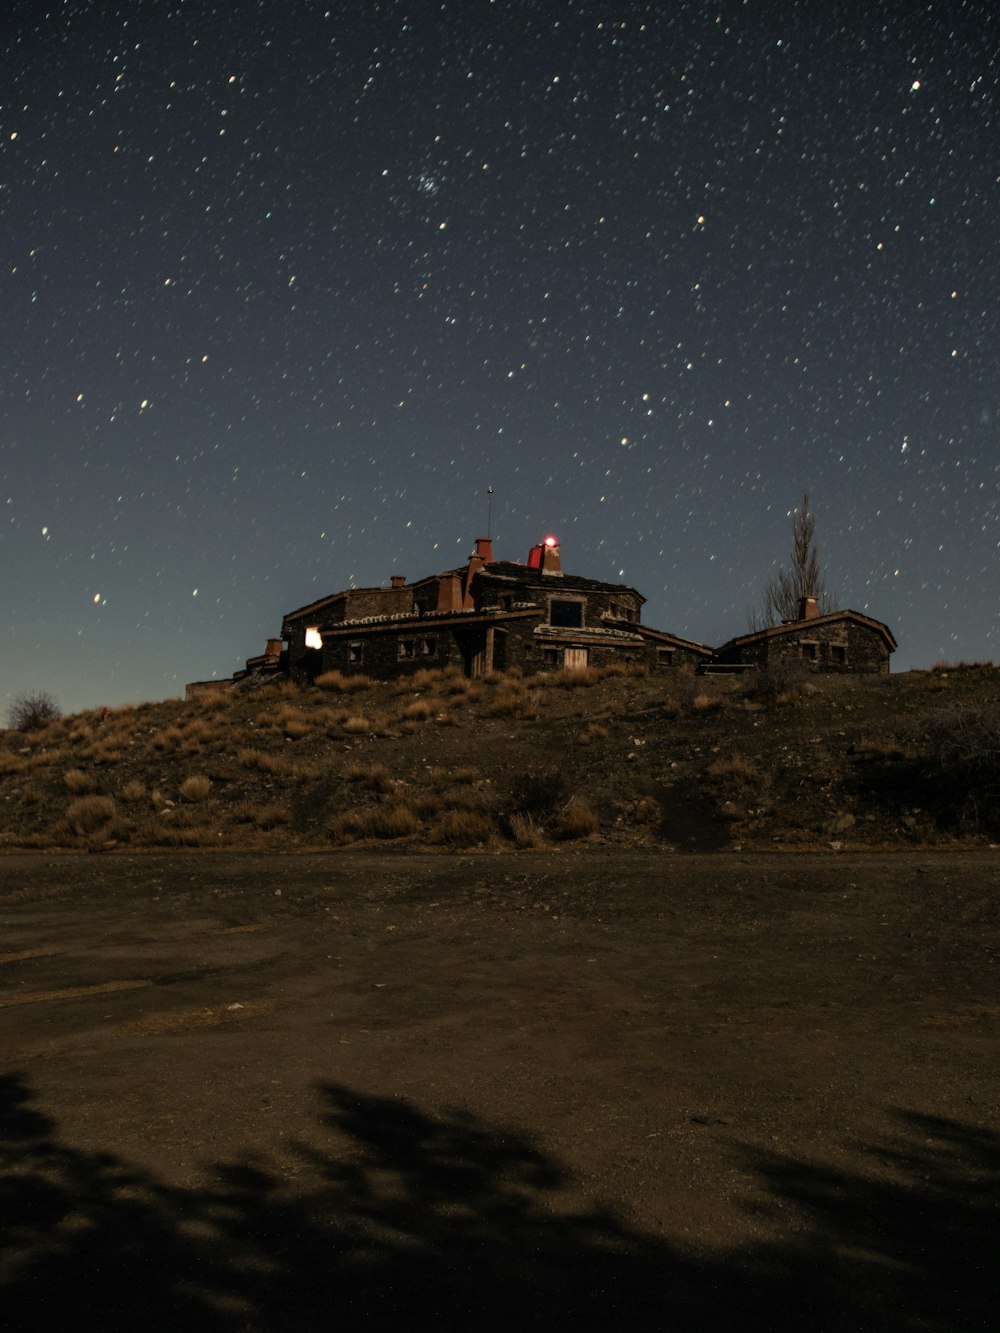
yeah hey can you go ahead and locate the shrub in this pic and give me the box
[855,736,908,760]
[344,762,394,793]
[402,699,435,722]
[743,658,809,704]
[67,794,116,835]
[554,798,599,839]
[342,715,371,734]
[64,768,97,794]
[180,775,212,802]
[508,812,547,848]
[7,691,61,732]
[328,801,419,843]
[121,780,147,803]
[429,809,495,847]
[509,765,569,821]
[692,692,725,713]
[925,704,1000,791]
[315,670,374,694]
[705,755,759,787]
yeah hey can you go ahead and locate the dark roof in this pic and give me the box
[634,625,714,655]
[474,561,646,601]
[718,610,897,653]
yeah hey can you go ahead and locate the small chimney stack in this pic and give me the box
[474,537,494,562]
[798,595,819,621]
[527,535,562,575]
[265,638,282,658]
[390,574,406,589]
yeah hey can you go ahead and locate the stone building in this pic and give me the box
[281,536,712,682]
[713,597,896,675]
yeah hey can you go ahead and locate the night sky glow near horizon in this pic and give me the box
[3,0,998,714]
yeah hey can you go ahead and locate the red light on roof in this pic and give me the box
[544,535,557,547]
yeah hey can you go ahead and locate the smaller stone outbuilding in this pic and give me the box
[713,597,896,675]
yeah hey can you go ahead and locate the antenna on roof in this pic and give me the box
[486,485,494,539]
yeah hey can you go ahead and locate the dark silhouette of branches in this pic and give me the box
[5,691,61,733]
[1,1074,996,1330]
[749,494,833,631]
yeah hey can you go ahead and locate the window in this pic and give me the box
[498,594,512,610]
[550,598,584,628]
[398,639,415,660]
[304,626,323,650]
[657,647,675,665]
[800,641,818,661]
[542,648,559,666]
[609,601,621,619]
[830,643,847,665]
[420,637,437,657]
[348,642,363,664]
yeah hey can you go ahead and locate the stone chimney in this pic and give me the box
[474,537,494,562]
[798,595,819,621]
[390,574,406,589]
[265,638,282,658]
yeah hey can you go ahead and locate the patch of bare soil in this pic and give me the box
[1,850,996,1329]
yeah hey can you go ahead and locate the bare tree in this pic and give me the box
[6,691,62,733]
[749,494,832,631]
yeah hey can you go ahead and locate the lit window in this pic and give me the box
[305,626,323,650]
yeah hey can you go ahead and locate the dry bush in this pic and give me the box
[7,691,61,732]
[629,795,661,826]
[282,717,312,740]
[63,768,97,794]
[692,692,725,713]
[537,667,601,689]
[180,775,212,803]
[576,723,609,745]
[661,697,683,719]
[66,794,116,835]
[342,715,371,734]
[0,753,30,776]
[315,670,374,694]
[85,742,126,764]
[554,798,599,839]
[231,800,289,829]
[344,762,394,793]
[328,801,419,843]
[925,704,1000,795]
[487,685,539,718]
[743,657,810,704]
[706,755,759,789]
[428,808,496,847]
[237,748,291,775]
[401,699,434,722]
[509,765,569,822]
[121,779,147,803]
[153,726,185,753]
[508,812,547,848]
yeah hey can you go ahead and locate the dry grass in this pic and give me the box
[344,762,395,794]
[237,748,293,775]
[342,715,371,734]
[486,684,539,718]
[63,768,97,794]
[553,798,599,839]
[856,736,909,760]
[121,779,147,803]
[576,723,609,745]
[401,699,435,722]
[706,755,760,787]
[537,667,601,688]
[179,775,212,802]
[428,808,496,847]
[328,801,419,843]
[66,795,116,835]
[315,670,375,693]
[692,693,725,713]
[508,812,547,848]
[231,800,289,829]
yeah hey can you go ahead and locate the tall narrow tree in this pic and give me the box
[750,494,832,630]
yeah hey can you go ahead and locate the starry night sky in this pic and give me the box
[3,0,998,714]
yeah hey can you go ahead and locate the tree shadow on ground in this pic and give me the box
[1,1072,996,1330]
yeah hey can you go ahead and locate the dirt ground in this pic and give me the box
[1,849,997,1330]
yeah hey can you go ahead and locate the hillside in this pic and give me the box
[2,663,998,852]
